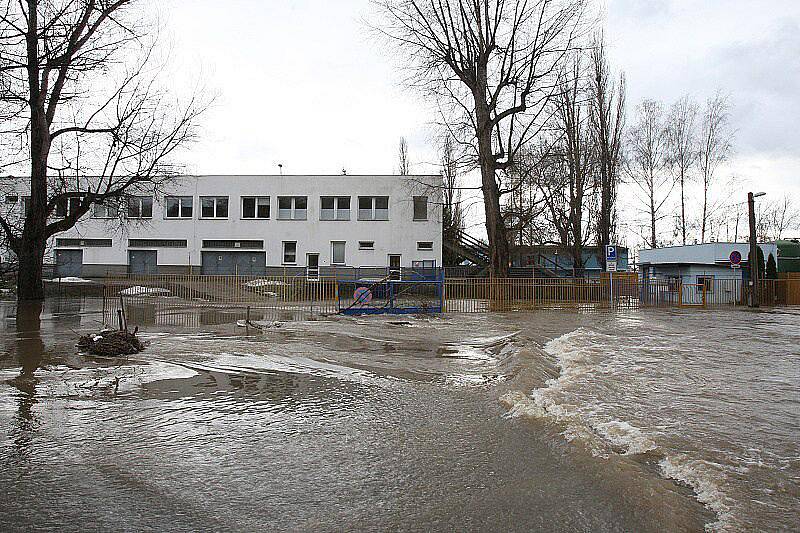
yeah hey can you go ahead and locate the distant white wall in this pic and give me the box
[639,242,777,269]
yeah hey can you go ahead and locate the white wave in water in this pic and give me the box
[500,327,734,531]
[500,328,656,456]
[660,454,734,532]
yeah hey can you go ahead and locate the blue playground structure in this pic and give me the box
[337,272,444,315]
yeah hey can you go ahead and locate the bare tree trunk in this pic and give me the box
[476,96,509,276]
[16,241,46,300]
[650,195,657,248]
[681,171,687,245]
[701,186,709,242]
[17,5,51,301]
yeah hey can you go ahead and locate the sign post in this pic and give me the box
[605,246,617,308]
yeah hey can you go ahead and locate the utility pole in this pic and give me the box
[748,191,765,307]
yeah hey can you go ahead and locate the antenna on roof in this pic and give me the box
[277,163,283,176]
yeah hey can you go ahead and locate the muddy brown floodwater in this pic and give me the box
[1,299,798,532]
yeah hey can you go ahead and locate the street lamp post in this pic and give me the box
[748,191,766,308]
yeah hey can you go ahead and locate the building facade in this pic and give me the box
[638,242,778,304]
[2,175,443,278]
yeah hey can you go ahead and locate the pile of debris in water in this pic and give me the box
[78,328,144,356]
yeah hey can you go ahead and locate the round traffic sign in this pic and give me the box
[729,250,742,265]
[353,286,373,305]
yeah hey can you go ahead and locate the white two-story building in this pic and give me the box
[2,174,443,279]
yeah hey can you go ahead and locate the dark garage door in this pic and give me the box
[128,250,158,274]
[55,249,83,278]
[201,251,266,275]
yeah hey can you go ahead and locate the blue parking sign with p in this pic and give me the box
[605,245,617,262]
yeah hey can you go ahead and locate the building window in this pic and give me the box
[412,260,436,268]
[202,240,263,249]
[358,196,389,221]
[165,196,193,218]
[697,275,714,293]
[126,196,153,218]
[200,196,228,218]
[278,196,307,220]
[5,195,18,204]
[54,194,84,217]
[331,241,346,264]
[55,238,112,247]
[129,239,187,248]
[282,241,297,264]
[92,200,119,218]
[413,196,428,220]
[667,276,680,292]
[242,196,270,219]
[358,241,374,250]
[320,196,350,220]
[417,241,434,251]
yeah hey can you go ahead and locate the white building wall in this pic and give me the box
[4,174,443,275]
[639,242,777,269]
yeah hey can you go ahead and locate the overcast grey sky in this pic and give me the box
[164,0,799,238]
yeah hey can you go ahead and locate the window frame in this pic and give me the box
[241,196,270,219]
[277,196,308,220]
[417,241,434,251]
[54,194,84,218]
[331,241,346,265]
[358,241,375,250]
[320,196,351,221]
[126,196,154,219]
[412,196,428,221]
[357,196,389,221]
[165,196,193,219]
[92,200,119,219]
[199,196,229,219]
[696,275,714,293]
[282,241,297,264]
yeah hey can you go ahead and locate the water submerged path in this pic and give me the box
[1,299,797,531]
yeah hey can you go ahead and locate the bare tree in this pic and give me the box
[589,35,625,261]
[535,57,594,272]
[510,141,563,247]
[760,195,800,241]
[398,136,411,175]
[665,95,698,245]
[697,93,732,243]
[440,135,465,265]
[0,0,206,300]
[625,99,672,248]
[374,0,587,276]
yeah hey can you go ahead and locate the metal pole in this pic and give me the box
[748,192,760,308]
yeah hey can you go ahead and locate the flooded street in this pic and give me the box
[1,300,798,532]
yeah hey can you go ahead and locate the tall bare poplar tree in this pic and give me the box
[626,99,672,248]
[666,95,698,245]
[697,93,732,243]
[440,135,465,265]
[589,36,625,261]
[398,136,411,174]
[374,0,587,276]
[541,58,593,271]
[0,0,205,300]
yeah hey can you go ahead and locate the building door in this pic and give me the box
[128,250,158,275]
[306,253,319,281]
[55,249,83,278]
[388,254,401,280]
[201,251,266,275]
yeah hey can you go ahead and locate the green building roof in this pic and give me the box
[777,239,800,273]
